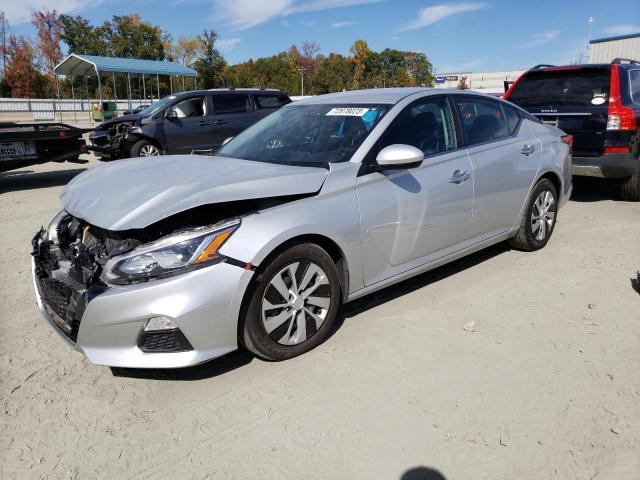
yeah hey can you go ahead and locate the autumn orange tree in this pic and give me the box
[4,34,46,97]
[31,10,62,95]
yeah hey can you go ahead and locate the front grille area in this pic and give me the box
[138,329,193,353]
[36,276,86,342]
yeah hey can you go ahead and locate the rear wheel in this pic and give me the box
[131,139,161,157]
[242,243,341,361]
[620,169,640,202]
[509,178,558,251]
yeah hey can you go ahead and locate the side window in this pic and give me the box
[378,97,457,157]
[503,104,522,135]
[173,97,206,118]
[453,97,509,146]
[255,95,291,108]
[630,70,640,104]
[213,94,251,114]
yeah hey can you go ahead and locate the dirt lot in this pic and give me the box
[1,158,639,480]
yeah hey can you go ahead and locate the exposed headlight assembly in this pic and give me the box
[102,220,240,284]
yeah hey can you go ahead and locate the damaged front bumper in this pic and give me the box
[32,230,254,368]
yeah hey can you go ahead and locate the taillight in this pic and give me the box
[561,134,573,152]
[607,64,636,131]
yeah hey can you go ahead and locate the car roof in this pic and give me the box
[294,88,474,105]
[170,88,286,98]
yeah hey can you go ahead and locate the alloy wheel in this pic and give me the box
[531,190,556,241]
[139,144,160,156]
[261,261,331,346]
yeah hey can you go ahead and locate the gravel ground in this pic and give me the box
[1,158,639,480]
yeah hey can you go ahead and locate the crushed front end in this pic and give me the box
[31,211,254,368]
[87,122,135,160]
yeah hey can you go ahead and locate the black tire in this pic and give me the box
[130,139,161,157]
[509,178,558,251]
[242,243,341,361]
[620,169,640,202]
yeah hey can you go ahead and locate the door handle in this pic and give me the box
[521,144,536,156]
[448,170,471,184]
[198,121,210,126]
[213,120,227,126]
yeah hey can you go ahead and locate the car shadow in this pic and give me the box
[400,466,447,480]
[0,167,87,193]
[570,176,622,203]
[113,242,510,382]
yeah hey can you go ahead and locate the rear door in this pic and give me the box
[452,95,541,241]
[253,93,292,120]
[210,93,255,147]
[506,67,611,157]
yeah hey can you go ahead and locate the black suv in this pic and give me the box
[505,59,640,200]
[88,88,291,160]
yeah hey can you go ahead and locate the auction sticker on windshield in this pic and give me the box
[326,107,370,116]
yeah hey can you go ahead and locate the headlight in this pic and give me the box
[102,220,240,284]
[47,210,70,245]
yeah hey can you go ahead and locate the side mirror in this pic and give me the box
[375,144,424,170]
[165,109,178,120]
[222,136,233,146]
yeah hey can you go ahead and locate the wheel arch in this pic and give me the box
[235,233,350,349]
[537,170,562,200]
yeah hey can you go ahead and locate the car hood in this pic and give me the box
[95,114,142,130]
[61,155,329,230]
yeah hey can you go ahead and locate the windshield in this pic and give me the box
[217,103,390,165]
[137,95,179,117]
[508,68,611,108]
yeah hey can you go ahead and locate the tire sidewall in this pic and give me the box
[131,139,160,157]
[243,243,341,361]
[523,179,558,249]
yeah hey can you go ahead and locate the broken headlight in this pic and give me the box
[102,220,240,284]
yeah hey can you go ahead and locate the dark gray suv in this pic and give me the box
[88,88,291,159]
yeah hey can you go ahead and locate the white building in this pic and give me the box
[589,33,640,63]
[433,70,524,95]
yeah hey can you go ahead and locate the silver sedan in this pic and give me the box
[32,88,572,368]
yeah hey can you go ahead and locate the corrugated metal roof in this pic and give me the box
[54,54,197,77]
[590,32,640,44]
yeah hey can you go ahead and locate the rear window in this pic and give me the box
[630,70,640,104]
[255,94,291,108]
[508,68,611,108]
[213,94,251,114]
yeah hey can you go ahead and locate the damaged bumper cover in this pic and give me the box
[32,227,254,369]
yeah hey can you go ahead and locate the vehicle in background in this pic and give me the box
[87,88,291,160]
[33,88,571,368]
[121,105,149,116]
[0,123,89,173]
[505,58,640,201]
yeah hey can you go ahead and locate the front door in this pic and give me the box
[162,95,212,153]
[356,96,474,286]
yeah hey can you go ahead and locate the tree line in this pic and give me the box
[0,11,434,99]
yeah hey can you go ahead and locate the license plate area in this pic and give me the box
[0,142,35,156]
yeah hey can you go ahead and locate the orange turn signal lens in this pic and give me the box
[193,230,234,265]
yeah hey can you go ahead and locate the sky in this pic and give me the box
[2,0,640,73]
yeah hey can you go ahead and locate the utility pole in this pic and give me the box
[586,16,594,63]
[298,67,306,96]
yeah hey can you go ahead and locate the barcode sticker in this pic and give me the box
[326,108,370,117]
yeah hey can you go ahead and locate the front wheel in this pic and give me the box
[130,139,161,157]
[242,243,341,361]
[509,178,558,251]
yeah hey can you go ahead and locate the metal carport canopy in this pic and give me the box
[54,53,197,77]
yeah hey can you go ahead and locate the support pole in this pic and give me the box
[156,74,160,99]
[56,74,63,123]
[170,76,173,94]
[181,76,185,92]
[71,75,77,123]
[97,73,103,123]
[142,75,146,101]
[112,72,118,113]
[84,76,91,124]
[127,73,132,111]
